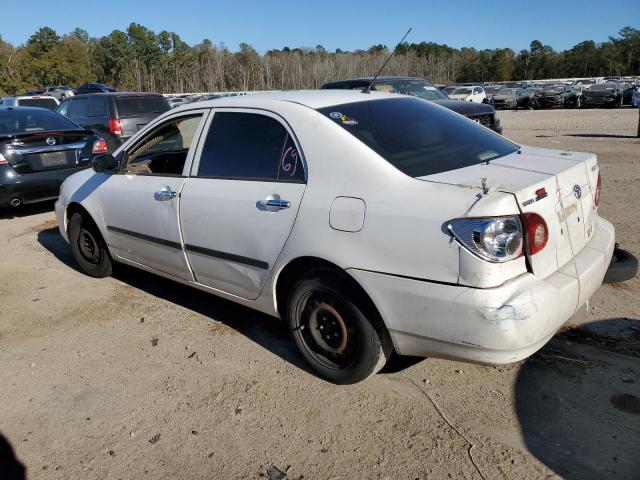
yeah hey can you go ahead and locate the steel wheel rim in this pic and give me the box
[77,228,101,264]
[298,292,358,369]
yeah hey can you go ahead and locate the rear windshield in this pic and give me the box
[17,98,58,110]
[115,96,170,118]
[0,109,79,135]
[317,97,518,178]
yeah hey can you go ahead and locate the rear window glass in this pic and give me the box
[69,98,87,117]
[116,96,170,118]
[17,98,58,110]
[317,97,518,178]
[0,109,79,135]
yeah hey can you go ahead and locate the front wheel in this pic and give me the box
[68,212,113,278]
[286,270,392,384]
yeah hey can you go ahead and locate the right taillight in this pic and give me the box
[594,172,602,207]
[108,118,122,135]
[92,137,108,154]
[523,212,548,256]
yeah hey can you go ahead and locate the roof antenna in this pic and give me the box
[364,27,412,94]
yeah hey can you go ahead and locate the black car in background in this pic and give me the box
[0,107,100,207]
[582,83,624,108]
[76,83,116,94]
[321,77,502,134]
[57,93,171,152]
[490,88,534,110]
[536,85,581,108]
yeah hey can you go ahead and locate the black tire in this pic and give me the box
[68,212,112,278]
[603,247,638,283]
[286,269,392,384]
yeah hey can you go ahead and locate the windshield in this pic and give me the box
[115,96,170,118]
[317,97,518,178]
[497,88,518,97]
[543,86,564,93]
[373,80,449,101]
[484,86,501,94]
[452,87,473,95]
[0,109,79,135]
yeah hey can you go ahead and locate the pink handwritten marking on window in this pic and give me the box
[281,145,298,176]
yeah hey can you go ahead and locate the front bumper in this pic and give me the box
[349,217,615,365]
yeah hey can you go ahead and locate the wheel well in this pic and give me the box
[65,202,90,232]
[274,257,390,343]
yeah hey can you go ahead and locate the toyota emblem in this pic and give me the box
[573,184,582,199]
[46,137,56,146]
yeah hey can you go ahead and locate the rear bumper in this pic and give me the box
[0,165,89,206]
[349,217,615,365]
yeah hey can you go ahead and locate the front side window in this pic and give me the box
[318,97,518,178]
[197,112,304,182]
[123,114,203,176]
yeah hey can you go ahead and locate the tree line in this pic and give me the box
[0,24,638,96]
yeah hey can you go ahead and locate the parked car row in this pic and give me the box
[441,78,639,109]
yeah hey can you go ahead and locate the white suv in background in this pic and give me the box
[448,85,487,103]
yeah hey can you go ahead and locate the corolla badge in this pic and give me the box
[573,184,582,199]
[46,137,56,146]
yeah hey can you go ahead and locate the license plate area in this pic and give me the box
[31,150,76,170]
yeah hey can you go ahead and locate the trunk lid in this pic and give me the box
[1,130,92,174]
[423,146,599,279]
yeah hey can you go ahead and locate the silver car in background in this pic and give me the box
[44,86,76,100]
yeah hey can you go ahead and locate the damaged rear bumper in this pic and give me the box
[348,218,615,365]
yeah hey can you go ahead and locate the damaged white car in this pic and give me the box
[55,91,615,384]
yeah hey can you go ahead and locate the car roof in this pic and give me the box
[173,89,402,110]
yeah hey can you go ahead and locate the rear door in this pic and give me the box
[180,109,306,300]
[85,95,109,136]
[99,110,209,279]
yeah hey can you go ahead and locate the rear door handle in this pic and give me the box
[257,194,290,211]
[154,186,177,201]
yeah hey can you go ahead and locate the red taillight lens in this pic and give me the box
[108,118,122,135]
[92,138,108,154]
[523,212,548,256]
[594,172,602,207]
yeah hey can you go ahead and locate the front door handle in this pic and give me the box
[257,194,290,211]
[154,186,177,201]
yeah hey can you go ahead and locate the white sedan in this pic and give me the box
[55,90,615,384]
[448,85,487,103]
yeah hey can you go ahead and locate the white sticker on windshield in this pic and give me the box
[423,86,437,91]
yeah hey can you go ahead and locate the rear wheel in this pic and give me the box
[286,270,392,384]
[68,212,112,278]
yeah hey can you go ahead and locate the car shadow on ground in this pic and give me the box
[0,200,55,219]
[0,432,26,480]
[516,318,640,480]
[37,226,315,377]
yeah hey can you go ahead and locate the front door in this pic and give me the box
[100,110,209,280]
[180,110,306,299]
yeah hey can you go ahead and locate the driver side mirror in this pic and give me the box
[92,153,118,173]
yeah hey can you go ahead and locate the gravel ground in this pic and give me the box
[0,108,638,480]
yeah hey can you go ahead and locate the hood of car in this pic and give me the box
[430,99,494,115]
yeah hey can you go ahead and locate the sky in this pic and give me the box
[2,0,638,53]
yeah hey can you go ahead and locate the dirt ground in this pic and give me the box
[0,108,639,480]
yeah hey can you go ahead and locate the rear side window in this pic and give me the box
[87,96,106,117]
[57,101,69,117]
[197,112,304,182]
[115,96,170,118]
[17,98,58,110]
[317,97,518,178]
[69,98,87,117]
